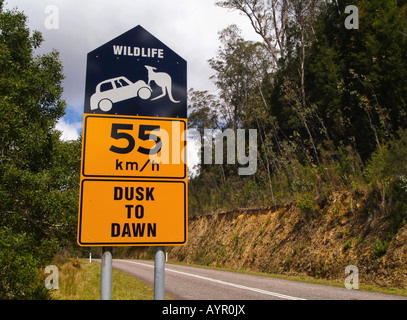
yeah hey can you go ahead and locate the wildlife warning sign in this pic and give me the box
[78,26,187,247]
[84,25,187,118]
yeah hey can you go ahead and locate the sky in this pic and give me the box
[4,0,261,170]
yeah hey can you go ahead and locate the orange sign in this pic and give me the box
[82,114,186,179]
[78,179,187,246]
[77,114,188,246]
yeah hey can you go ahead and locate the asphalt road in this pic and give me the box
[108,259,407,300]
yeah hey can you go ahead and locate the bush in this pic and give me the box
[0,227,58,299]
[297,192,320,221]
[366,129,407,235]
[371,238,389,259]
[387,176,407,235]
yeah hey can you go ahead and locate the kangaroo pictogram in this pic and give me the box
[145,65,180,103]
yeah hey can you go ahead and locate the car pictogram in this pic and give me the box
[90,76,152,112]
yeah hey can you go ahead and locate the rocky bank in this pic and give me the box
[121,191,407,289]
[168,191,407,289]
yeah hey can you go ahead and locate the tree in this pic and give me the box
[305,0,407,160]
[216,1,324,163]
[187,88,220,177]
[0,3,80,299]
[188,0,407,218]
[188,89,220,137]
[216,0,289,68]
[209,25,250,131]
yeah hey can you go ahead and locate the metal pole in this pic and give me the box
[101,246,113,300]
[154,246,165,300]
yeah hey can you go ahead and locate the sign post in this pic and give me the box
[100,247,113,300]
[154,247,165,300]
[77,25,188,300]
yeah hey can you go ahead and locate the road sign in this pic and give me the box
[84,25,187,118]
[78,25,187,247]
[78,179,187,246]
[81,114,186,179]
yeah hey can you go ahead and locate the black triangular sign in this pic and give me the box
[84,25,187,118]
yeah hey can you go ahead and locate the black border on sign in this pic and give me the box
[77,179,187,246]
[82,115,187,179]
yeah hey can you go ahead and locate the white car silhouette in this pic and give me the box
[90,76,152,112]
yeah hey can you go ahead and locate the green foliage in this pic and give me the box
[188,0,407,237]
[297,193,320,220]
[371,238,389,259]
[0,5,81,299]
[343,239,352,252]
[365,129,407,235]
[305,0,407,160]
[387,176,407,235]
[0,227,58,299]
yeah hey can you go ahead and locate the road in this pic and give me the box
[108,259,407,300]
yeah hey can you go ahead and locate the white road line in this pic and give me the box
[114,259,306,300]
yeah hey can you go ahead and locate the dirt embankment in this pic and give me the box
[168,191,407,289]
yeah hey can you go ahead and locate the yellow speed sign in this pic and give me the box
[81,114,187,179]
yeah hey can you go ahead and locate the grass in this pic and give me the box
[50,258,173,300]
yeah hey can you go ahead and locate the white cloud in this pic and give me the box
[55,118,82,141]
